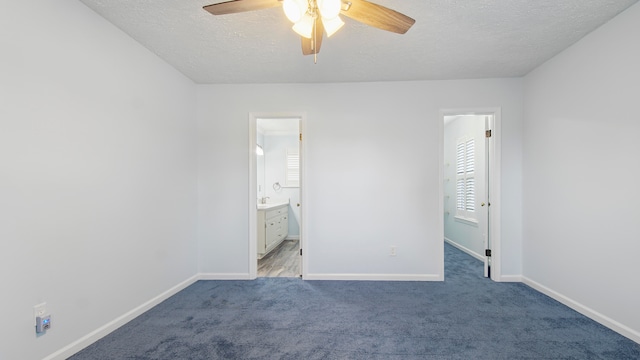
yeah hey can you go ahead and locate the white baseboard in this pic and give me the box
[497,275,522,282]
[444,237,484,261]
[198,273,253,280]
[522,276,640,344]
[44,274,200,360]
[285,235,299,241]
[304,273,443,281]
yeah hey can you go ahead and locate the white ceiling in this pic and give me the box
[78,0,638,84]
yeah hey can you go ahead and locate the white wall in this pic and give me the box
[0,2,198,359]
[523,1,640,342]
[444,115,486,258]
[264,134,301,237]
[197,80,523,279]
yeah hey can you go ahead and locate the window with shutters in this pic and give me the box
[455,137,476,221]
[284,148,299,187]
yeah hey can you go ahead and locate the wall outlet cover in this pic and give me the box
[34,303,46,324]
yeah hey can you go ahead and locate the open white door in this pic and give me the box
[297,122,303,278]
[483,115,493,278]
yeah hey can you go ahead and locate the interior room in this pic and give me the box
[1,1,639,359]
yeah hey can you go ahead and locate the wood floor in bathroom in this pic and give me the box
[258,240,300,277]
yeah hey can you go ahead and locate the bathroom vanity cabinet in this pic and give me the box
[257,204,289,259]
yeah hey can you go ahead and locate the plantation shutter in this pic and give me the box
[455,137,475,219]
[285,148,299,187]
[456,141,466,212]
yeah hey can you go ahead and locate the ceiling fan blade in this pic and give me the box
[203,0,282,15]
[341,0,415,34]
[301,18,324,56]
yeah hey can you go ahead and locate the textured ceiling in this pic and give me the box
[78,0,638,84]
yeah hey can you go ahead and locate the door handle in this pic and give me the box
[481,202,485,207]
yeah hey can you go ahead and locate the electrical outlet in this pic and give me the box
[36,315,51,333]
[34,303,46,325]
[390,246,397,256]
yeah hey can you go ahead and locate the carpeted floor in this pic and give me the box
[69,243,640,359]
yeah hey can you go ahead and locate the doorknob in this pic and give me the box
[481,202,485,207]
[297,203,300,207]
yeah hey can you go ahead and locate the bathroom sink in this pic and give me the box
[257,200,289,210]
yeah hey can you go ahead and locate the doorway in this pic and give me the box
[441,109,501,280]
[249,113,305,279]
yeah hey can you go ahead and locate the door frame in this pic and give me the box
[249,112,307,279]
[440,108,502,281]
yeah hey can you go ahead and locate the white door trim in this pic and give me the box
[440,108,502,281]
[249,112,306,279]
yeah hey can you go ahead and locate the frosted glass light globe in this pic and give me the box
[318,0,341,19]
[292,13,315,38]
[283,0,308,23]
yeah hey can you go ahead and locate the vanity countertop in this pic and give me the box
[257,200,289,210]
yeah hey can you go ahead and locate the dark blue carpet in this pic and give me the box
[69,243,640,359]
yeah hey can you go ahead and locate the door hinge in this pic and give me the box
[485,249,492,257]
[299,248,302,256]
[485,129,492,138]
[299,133,302,141]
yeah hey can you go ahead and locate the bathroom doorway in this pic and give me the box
[441,108,501,280]
[249,113,304,279]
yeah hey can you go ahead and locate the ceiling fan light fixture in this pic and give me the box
[292,13,315,38]
[283,0,308,23]
[317,0,341,19]
[202,0,415,60]
[322,15,344,37]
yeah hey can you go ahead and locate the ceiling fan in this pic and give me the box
[203,0,415,61]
